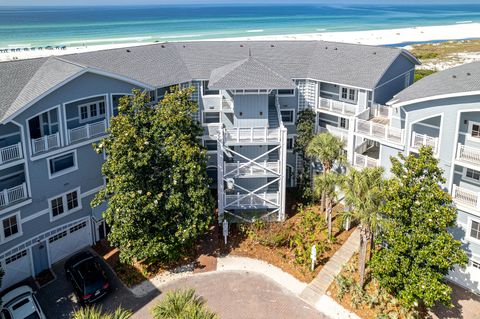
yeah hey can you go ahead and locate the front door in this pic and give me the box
[32,241,49,276]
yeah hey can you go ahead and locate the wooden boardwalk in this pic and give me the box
[300,228,360,306]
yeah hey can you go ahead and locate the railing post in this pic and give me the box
[22,182,27,198]
[17,142,23,159]
[236,127,240,143]
[3,189,8,206]
[86,123,91,139]
[43,136,48,152]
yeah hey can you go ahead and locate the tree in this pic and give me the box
[342,166,384,287]
[370,147,468,309]
[152,288,218,319]
[294,109,316,202]
[306,132,345,211]
[71,306,132,319]
[313,171,341,240]
[93,88,214,264]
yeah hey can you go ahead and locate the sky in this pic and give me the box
[0,0,478,6]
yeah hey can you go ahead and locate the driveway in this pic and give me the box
[35,250,323,318]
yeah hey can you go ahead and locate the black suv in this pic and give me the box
[64,251,109,304]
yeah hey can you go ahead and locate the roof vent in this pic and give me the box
[126,49,131,53]
[452,75,457,78]
[161,44,165,48]
[270,44,275,47]
[373,52,376,55]
[240,44,244,47]
[467,72,471,76]
[183,45,186,48]
[334,48,338,50]
[325,46,328,49]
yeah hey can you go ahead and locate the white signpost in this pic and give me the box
[311,245,317,271]
[222,219,229,245]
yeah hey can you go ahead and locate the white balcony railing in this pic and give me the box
[318,97,357,116]
[224,192,280,208]
[355,119,404,144]
[456,144,480,167]
[353,153,379,169]
[411,132,438,153]
[31,132,60,155]
[372,104,390,118]
[0,143,22,165]
[225,161,280,177]
[319,125,349,144]
[225,127,281,144]
[452,185,480,211]
[0,183,28,207]
[206,123,222,137]
[68,119,106,144]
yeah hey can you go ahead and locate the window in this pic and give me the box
[340,87,357,103]
[465,168,480,181]
[49,231,67,243]
[70,221,87,233]
[49,188,81,220]
[5,250,27,264]
[339,117,347,129]
[277,89,295,96]
[48,151,77,178]
[281,110,295,124]
[202,81,219,96]
[204,140,217,152]
[470,122,480,138]
[203,112,220,124]
[78,100,106,123]
[471,220,480,240]
[287,137,295,151]
[472,259,480,269]
[2,214,19,240]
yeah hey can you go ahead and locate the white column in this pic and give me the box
[217,128,225,223]
[279,126,288,221]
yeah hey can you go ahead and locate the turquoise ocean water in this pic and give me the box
[0,4,479,48]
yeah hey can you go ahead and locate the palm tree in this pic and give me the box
[152,288,218,319]
[71,306,132,319]
[306,132,345,211]
[313,171,341,241]
[341,166,384,288]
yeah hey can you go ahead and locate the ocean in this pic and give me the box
[0,4,479,48]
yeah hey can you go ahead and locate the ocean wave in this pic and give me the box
[65,36,152,44]
[158,34,202,39]
[316,28,327,31]
[246,29,264,33]
[456,21,473,24]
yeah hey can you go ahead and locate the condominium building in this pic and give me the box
[0,41,418,290]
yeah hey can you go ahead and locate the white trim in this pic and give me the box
[30,135,104,162]
[466,120,480,143]
[338,86,357,103]
[0,211,22,244]
[25,105,61,158]
[390,90,480,108]
[201,110,221,126]
[463,167,480,185]
[280,109,296,125]
[0,131,21,140]
[22,209,49,223]
[47,149,78,179]
[277,89,296,97]
[293,77,370,91]
[467,217,480,245]
[375,68,415,90]
[287,135,296,153]
[77,99,106,124]
[201,80,221,97]
[48,187,82,222]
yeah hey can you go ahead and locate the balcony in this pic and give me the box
[353,153,379,169]
[224,191,280,209]
[355,119,404,145]
[0,143,23,166]
[452,185,480,212]
[319,125,349,145]
[68,119,106,144]
[456,144,480,168]
[0,182,28,208]
[31,132,60,155]
[410,132,438,154]
[318,97,357,116]
[224,161,280,178]
[224,127,282,145]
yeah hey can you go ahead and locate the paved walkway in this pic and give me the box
[300,228,360,306]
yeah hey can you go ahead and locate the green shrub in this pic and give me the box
[71,306,132,319]
[152,288,218,319]
[335,274,354,300]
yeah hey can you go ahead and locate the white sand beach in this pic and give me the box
[1,22,479,62]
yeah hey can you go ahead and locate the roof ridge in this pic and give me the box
[248,56,293,83]
[52,56,88,69]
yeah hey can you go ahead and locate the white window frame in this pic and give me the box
[1,211,22,243]
[277,89,296,97]
[202,81,220,97]
[280,109,295,125]
[339,86,357,103]
[78,100,106,124]
[203,139,218,154]
[467,217,480,244]
[287,135,295,153]
[49,187,82,222]
[467,121,480,141]
[338,117,348,129]
[47,150,78,179]
[202,111,220,126]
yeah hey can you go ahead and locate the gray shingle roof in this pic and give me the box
[0,57,85,122]
[209,56,296,90]
[0,40,419,123]
[390,62,480,106]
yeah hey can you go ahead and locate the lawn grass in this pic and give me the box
[409,40,480,62]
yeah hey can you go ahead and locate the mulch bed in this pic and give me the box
[35,269,55,287]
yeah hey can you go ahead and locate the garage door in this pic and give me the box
[1,250,32,289]
[48,220,92,264]
[447,261,480,294]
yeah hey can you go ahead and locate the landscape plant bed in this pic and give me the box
[93,201,355,286]
[327,254,428,319]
